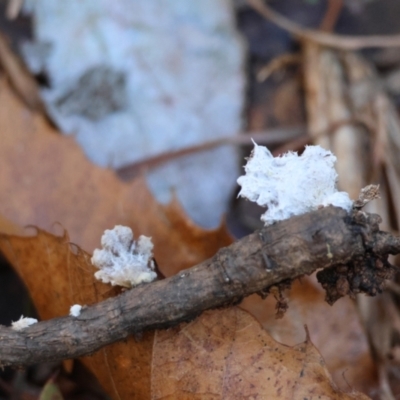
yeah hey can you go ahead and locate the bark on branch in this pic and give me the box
[0,206,399,368]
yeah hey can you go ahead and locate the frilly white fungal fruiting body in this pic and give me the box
[237,143,353,225]
[69,304,82,317]
[11,315,38,331]
[91,225,156,288]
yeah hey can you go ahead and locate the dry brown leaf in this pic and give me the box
[0,229,153,400]
[156,198,233,276]
[0,75,232,263]
[0,214,25,236]
[151,307,370,399]
[0,33,42,110]
[240,276,377,395]
[0,75,233,399]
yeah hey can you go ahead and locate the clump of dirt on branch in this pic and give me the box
[318,212,397,304]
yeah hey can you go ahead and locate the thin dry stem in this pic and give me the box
[248,0,400,50]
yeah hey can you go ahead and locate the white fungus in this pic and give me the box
[11,315,38,331]
[69,304,82,317]
[91,225,157,288]
[237,143,353,225]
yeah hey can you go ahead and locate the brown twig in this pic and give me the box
[257,53,302,82]
[117,118,367,180]
[271,118,370,156]
[0,207,398,367]
[247,0,400,50]
[117,126,306,180]
[319,0,343,32]
[272,133,310,156]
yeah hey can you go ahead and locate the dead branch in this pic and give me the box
[117,119,364,180]
[319,0,343,32]
[117,126,306,180]
[0,206,399,368]
[257,53,302,82]
[248,0,400,50]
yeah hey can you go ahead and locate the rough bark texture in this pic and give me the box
[0,206,398,368]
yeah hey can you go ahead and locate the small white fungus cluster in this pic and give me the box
[69,304,82,317]
[91,225,157,288]
[11,315,38,331]
[237,143,353,225]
